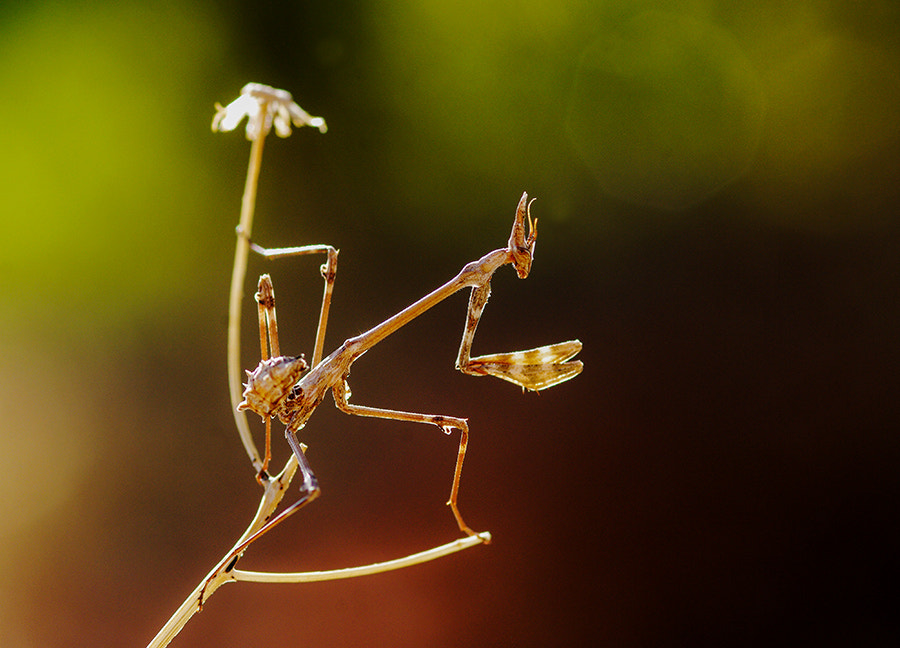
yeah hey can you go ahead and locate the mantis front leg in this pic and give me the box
[456,282,584,392]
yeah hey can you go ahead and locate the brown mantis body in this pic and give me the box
[238,192,582,536]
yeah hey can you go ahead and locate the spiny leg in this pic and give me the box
[455,282,492,373]
[456,282,584,392]
[215,444,321,578]
[230,428,321,555]
[256,274,281,358]
[229,423,321,554]
[331,379,479,538]
[254,275,280,477]
[285,427,320,499]
[250,241,338,367]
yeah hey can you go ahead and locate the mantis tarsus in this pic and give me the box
[238,191,583,540]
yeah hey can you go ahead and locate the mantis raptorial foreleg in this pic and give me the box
[456,281,584,392]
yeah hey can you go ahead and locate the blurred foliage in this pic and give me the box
[567,10,765,209]
[0,1,233,333]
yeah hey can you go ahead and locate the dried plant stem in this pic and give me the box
[147,458,299,648]
[234,532,492,583]
[147,453,489,648]
[228,132,267,472]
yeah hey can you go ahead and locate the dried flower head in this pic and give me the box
[212,82,327,140]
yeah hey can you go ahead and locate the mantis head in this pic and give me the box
[508,192,538,279]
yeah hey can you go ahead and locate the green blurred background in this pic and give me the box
[2,0,899,645]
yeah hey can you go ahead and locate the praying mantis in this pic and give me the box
[148,86,583,647]
[238,191,583,538]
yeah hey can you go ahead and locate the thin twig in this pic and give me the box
[228,131,266,472]
[234,533,492,583]
[146,458,299,648]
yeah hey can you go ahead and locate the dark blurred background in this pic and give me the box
[2,1,899,646]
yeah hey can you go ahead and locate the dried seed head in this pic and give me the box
[238,355,309,419]
[212,82,327,141]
